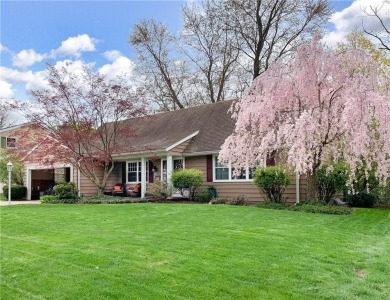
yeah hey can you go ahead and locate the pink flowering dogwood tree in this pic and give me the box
[16,63,146,196]
[219,37,390,194]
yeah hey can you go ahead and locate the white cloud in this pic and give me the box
[53,59,93,74]
[99,52,134,80]
[54,34,97,57]
[12,49,45,68]
[103,50,122,62]
[0,66,48,92]
[0,43,8,52]
[323,0,390,47]
[0,80,15,98]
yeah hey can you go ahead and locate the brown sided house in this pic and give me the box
[21,100,305,202]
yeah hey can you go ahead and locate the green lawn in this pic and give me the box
[1,204,389,299]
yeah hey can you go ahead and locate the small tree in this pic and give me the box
[315,162,349,204]
[0,150,24,186]
[253,166,291,203]
[171,169,203,200]
[17,63,146,196]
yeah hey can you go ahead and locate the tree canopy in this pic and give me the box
[17,63,146,195]
[219,37,390,189]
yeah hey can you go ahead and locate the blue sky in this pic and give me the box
[1,0,388,106]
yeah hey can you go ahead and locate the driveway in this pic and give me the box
[0,200,41,206]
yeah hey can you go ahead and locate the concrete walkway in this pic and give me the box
[0,200,41,206]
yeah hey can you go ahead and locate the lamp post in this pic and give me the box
[7,161,13,205]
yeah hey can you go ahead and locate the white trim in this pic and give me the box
[166,155,173,184]
[141,157,146,198]
[77,163,81,197]
[165,131,199,151]
[113,151,167,160]
[182,151,218,157]
[26,169,32,200]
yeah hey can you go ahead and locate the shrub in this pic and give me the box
[346,192,377,208]
[53,182,78,200]
[227,195,248,205]
[210,195,247,206]
[210,197,228,205]
[256,201,352,215]
[171,169,203,200]
[78,195,148,204]
[145,180,173,200]
[193,187,213,203]
[253,166,290,203]
[40,195,60,203]
[315,162,349,204]
[3,185,27,200]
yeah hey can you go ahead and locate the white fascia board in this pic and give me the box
[165,131,199,151]
[182,150,219,157]
[112,150,168,161]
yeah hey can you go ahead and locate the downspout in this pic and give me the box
[77,161,81,197]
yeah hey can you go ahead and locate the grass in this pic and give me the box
[0,204,389,299]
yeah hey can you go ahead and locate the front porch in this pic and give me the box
[107,155,185,198]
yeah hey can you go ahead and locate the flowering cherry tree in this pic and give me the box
[16,63,146,195]
[219,37,390,193]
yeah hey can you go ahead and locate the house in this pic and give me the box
[21,100,305,202]
[1,123,73,199]
[1,124,21,193]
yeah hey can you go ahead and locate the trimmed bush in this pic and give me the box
[256,201,352,215]
[78,196,148,204]
[53,182,78,200]
[145,180,173,200]
[171,169,203,200]
[3,185,27,200]
[253,166,290,203]
[40,195,61,203]
[193,187,213,203]
[315,162,349,204]
[210,195,248,206]
[346,192,377,208]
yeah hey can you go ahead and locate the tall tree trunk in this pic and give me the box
[306,172,317,201]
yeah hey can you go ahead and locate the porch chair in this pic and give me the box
[127,183,141,198]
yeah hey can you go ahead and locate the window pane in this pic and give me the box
[249,167,256,179]
[174,159,183,170]
[128,162,137,172]
[128,172,137,182]
[216,168,229,180]
[232,168,246,180]
[6,138,16,148]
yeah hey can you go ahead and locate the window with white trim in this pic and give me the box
[127,160,148,183]
[1,137,16,149]
[213,155,256,181]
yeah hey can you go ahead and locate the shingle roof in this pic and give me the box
[117,100,235,154]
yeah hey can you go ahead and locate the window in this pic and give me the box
[213,155,256,181]
[127,160,149,183]
[215,159,229,180]
[1,137,16,149]
[161,158,183,182]
[6,137,16,148]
